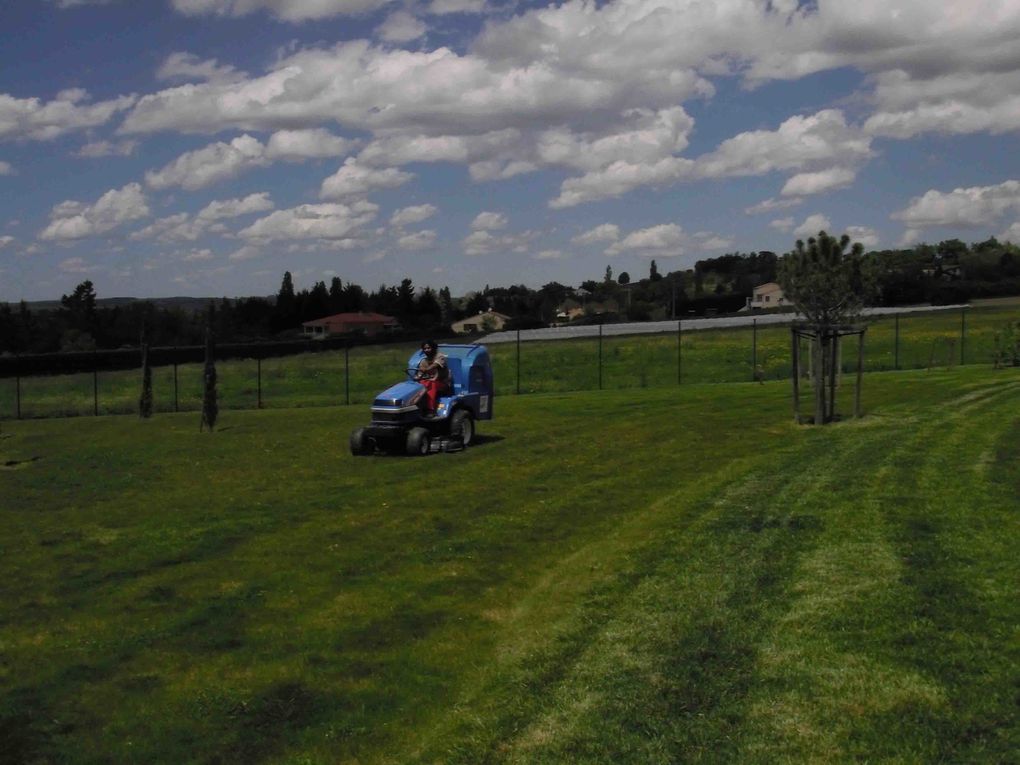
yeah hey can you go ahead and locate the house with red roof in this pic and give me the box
[302,312,398,338]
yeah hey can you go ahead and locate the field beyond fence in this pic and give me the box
[1,300,1018,420]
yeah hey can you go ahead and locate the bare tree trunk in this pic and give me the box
[828,333,839,422]
[812,334,825,425]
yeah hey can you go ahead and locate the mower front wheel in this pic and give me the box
[350,427,371,456]
[406,427,431,456]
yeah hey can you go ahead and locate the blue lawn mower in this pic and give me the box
[349,344,494,456]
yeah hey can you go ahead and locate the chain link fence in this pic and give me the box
[1,304,1017,420]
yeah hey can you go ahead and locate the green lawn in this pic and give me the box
[3,300,1018,419]
[1,366,1017,763]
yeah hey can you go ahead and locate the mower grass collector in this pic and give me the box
[350,344,494,456]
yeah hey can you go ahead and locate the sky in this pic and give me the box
[2,0,1020,302]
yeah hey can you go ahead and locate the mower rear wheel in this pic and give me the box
[350,427,371,456]
[406,427,430,456]
[449,409,474,447]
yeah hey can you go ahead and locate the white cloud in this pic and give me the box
[0,235,15,248]
[76,139,138,158]
[892,180,1020,228]
[131,193,275,242]
[390,204,437,227]
[696,110,871,181]
[470,211,507,231]
[58,257,99,273]
[238,200,378,242]
[320,158,413,200]
[572,223,620,245]
[145,135,268,190]
[376,11,427,43]
[793,214,833,239]
[693,232,735,250]
[120,37,712,140]
[156,52,248,84]
[781,167,856,197]
[0,161,14,175]
[846,225,879,248]
[265,128,355,161]
[605,223,687,258]
[170,0,393,22]
[537,107,694,174]
[534,249,564,260]
[865,70,1020,139]
[40,183,150,241]
[427,0,485,14]
[1000,222,1020,244]
[0,89,135,141]
[462,228,534,256]
[182,248,215,262]
[228,245,262,261]
[397,229,437,250]
[770,217,795,233]
[199,192,274,221]
[551,157,693,209]
[745,196,803,215]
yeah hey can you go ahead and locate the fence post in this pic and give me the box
[791,327,800,424]
[173,347,179,413]
[894,314,900,370]
[257,355,262,409]
[855,329,865,418]
[960,307,966,365]
[751,318,757,381]
[93,351,99,416]
[598,323,603,390]
[516,329,521,395]
[677,319,682,384]
[345,344,350,406]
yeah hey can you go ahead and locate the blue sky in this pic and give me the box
[2,0,1020,302]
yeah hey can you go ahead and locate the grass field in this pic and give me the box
[1,366,1017,763]
[2,300,1019,420]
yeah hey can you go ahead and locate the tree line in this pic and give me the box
[1,236,1018,355]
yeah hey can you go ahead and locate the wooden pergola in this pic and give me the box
[791,322,867,424]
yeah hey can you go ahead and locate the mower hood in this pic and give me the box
[372,380,425,410]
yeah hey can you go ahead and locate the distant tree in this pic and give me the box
[200,307,218,432]
[396,278,416,322]
[649,260,662,281]
[138,321,153,419]
[438,286,454,327]
[604,265,613,284]
[416,286,442,327]
[306,280,330,319]
[328,277,344,312]
[779,230,878,424]
[273,271,298,333]
[618,271,630,285]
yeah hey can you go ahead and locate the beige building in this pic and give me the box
[745,282,787,310]
[452,310,511,334]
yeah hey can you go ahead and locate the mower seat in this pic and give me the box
[446,357,463,394]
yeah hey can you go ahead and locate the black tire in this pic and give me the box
[406,426,430,456]
[350,427,370,456]
[449,409,474,447]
